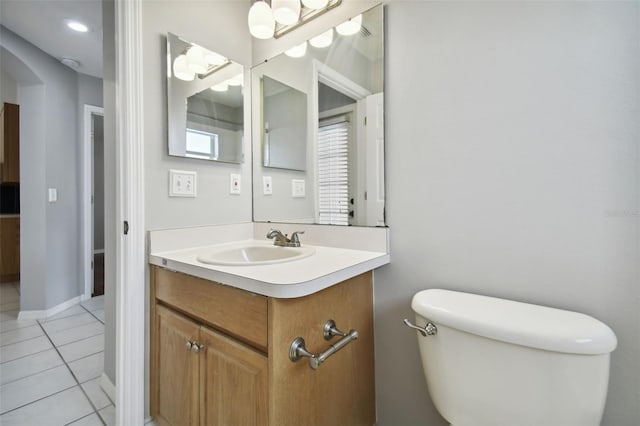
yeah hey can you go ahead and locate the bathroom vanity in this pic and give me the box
[149,223,389,426]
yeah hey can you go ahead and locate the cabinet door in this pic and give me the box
[154,305,201,426]
[1,103,19,183]
[0,217,20,282]
[200,326,268,426]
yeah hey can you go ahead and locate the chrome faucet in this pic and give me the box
[266,229,304,247]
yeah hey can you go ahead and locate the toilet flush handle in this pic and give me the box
[403,319,437,337]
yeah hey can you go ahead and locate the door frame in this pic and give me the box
[115,0,145,423]
[82,104,104,301]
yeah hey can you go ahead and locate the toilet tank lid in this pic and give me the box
[411,289,617,355]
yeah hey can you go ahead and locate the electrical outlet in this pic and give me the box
[230,173,241,195]
[169,170,197,197]
[263,176,273,195]
[292,179,305,198]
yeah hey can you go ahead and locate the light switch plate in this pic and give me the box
[263,176,273,195]
[230,173,241,195]
[169,170,197,197]
[48,188,57,203]
[292,179,305,198]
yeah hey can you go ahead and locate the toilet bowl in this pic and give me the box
[407,289,617,426]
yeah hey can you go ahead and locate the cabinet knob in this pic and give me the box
[191,343,205,353]
[186,340,193,351]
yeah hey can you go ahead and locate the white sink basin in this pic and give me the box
[197,244,315,266]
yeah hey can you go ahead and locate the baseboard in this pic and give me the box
[145,417,156,425]
[17,295,82,320]
[99,373,116,404]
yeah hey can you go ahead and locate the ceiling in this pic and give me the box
[0,0,104,78]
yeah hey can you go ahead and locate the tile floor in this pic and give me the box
[0,281,114,425]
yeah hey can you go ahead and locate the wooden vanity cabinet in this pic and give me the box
[150,266,375,426]
[153,304,267,426]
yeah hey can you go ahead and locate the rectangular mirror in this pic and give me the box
[252,4,384,226]
[167,32,244,163]
[262,76,307,171]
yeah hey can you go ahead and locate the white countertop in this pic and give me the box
[149,224,390,298]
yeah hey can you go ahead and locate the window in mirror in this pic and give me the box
[167,33,244,163]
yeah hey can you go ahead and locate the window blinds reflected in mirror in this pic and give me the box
[318,115,350,225]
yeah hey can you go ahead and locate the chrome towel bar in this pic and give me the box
[289,319,358,370]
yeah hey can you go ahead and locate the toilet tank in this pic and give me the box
[411,289,617,426]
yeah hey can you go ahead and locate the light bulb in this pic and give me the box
[211,83,229,92]
[66,20,89,32]
[285,41,307,58]
[309,28,333,48]
[227,73,244,86]
[336,14,362,36]
[204,50,227,66]
[272,0,300,26]
[248,1,275,39]
[186,45,208,74]
[173,55,195,81]
[301,0,329,9]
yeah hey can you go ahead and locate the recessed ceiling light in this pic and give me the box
[66,20,89,33]
[60,58,81,69]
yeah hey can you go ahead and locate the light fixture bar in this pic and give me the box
[274,0,342,39]
[197,61,232,80]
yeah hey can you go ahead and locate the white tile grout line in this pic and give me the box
[0,301,108,426]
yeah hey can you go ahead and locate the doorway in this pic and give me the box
[83,105,105,299]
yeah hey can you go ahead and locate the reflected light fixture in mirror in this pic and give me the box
[309,28,333,48]
[248,0,342,40]
[186,46,208,74]
[285,41,308,58]
[172,42,231,82]
[173,55,195,81]
[336,14,362,36]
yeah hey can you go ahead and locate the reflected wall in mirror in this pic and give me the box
[252,4,384,226]
[262,76,307,171]
[167,33,244,163]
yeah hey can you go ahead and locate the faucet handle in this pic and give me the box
[290,231,304,246]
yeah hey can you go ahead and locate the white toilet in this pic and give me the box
[406,289,617,426]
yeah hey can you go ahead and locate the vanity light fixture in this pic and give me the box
[301,0,329,9]
[173,54,195,81]
[211,82,229,92]
[227,73,244,86]
[285,41,308,58]
[248,0,341,40]
[309,28,333,48]
[272,0,301,25]
[205,50,227,66]
[248,1,276,39]
[185,46,208,74]
[335,14,362,36]
[65,19,89,33]
[172,39,231,82]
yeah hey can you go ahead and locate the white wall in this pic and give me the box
[1,68,18,104]
[0,26,83,311]
[143,0,252,231]
[375,2,640,425]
